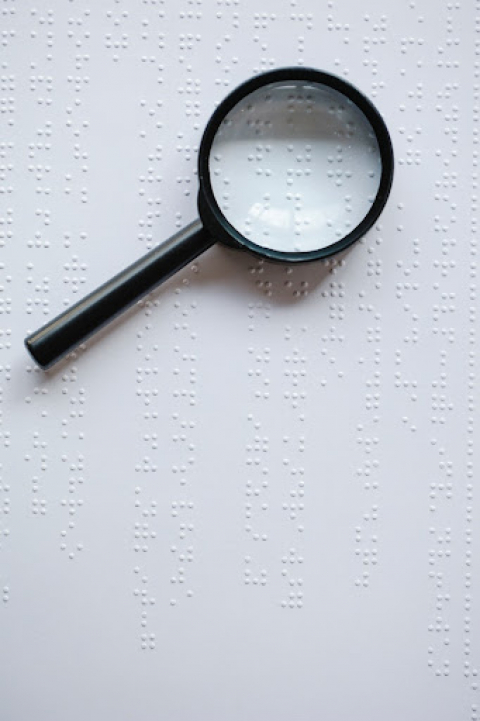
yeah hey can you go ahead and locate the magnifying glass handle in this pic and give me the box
[25,219,214,369]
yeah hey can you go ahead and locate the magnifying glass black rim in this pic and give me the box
[198,66,394,263]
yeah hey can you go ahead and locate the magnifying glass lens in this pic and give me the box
[209,81,382,253]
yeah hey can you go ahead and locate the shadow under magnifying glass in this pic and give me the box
[189,240,355,305]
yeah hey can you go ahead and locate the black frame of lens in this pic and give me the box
[198,67,394,262]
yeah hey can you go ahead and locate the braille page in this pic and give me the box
[0,2,478,721]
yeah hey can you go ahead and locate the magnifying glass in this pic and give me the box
[25,67,394,369]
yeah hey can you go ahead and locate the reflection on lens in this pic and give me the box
[209,81,382,253]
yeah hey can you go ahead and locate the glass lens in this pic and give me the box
[209,80,382,253]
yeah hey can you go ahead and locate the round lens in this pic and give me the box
[208,80,383,255]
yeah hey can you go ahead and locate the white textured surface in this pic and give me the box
[1,1,478,720]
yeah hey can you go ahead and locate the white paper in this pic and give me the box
[1,1,478,719]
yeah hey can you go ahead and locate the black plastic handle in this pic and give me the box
[25,219,214,369]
